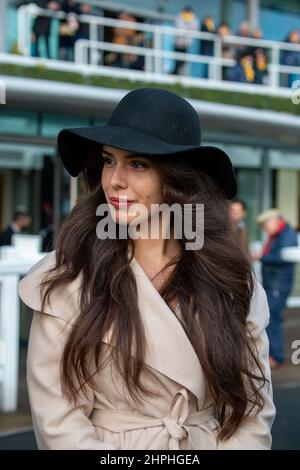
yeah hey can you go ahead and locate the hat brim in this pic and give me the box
[57,125,237,199]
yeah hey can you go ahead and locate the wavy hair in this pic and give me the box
[40,144,267,441]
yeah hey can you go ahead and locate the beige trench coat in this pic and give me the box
[17,250,276,450]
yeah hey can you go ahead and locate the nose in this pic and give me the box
[109,163,128,189]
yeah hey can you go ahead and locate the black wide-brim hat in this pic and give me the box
[57,87,237,199]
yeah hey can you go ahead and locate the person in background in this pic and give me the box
[231,20,251,65]
[253,47,268,85]
[252,27,262,40]
[32,0,60,59]
[238,21,251,37]
[104,11,137,68]
[128,31,146,70]
[75,2,92,42]
[217,21,233,80]
[228,48,255,83]
[235,20,251,49]
[171,6,199,75]
[249,28,269,85]
[254,209,298,368]
[280,29,300,87]
[250,26,264,52]
[230,198,249,257]
[199,15,216,78]
[58,0,80,62]
[0,207,32,247]
[74,2,94,64]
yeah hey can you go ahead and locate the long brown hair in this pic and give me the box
[40,145,267,441]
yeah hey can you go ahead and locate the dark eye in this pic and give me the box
[130,160,148,169]
[101,155,113,165]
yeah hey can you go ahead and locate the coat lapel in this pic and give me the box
[18,250,82,324]
[126,257,205,400]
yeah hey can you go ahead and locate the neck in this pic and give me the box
[133,237,181,265]
[131,211,181,264]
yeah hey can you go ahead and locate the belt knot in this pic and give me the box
[162,416,188,450]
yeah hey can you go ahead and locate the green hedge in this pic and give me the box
[1,62,300,116]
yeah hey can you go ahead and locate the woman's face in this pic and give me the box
[101,144,165,226]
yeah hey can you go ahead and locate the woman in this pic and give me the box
[18,88,276,450]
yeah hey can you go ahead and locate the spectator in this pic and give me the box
[230,198,249,257]
[234,20,251,57]
[199,15,216,78]
[228,48,255,83]
[32,0,60,59]
[170,6,199,75]
[280,29,300,87]
[254,209,298,368]
[232,27,268,85]
[75,2,92,41]
[59,0,80,62]
[252,27,262,40]
[74,2,94,64]
[104,11,137,68]
[249,27,265,56]
[128,31,146,70]
[0,207,32,247]
[217,21,233,80]
[253,47,268,84]
[237,20,251,39]
[217,21,232,57]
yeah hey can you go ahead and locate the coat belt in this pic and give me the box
[90,388,217,450]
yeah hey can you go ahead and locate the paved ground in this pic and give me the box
[272,386,300,449]
[0,429,37,450]
[267,306,300,450]
[0,308,299,450]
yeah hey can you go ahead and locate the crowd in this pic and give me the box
[172,6,300,85]
[15,2,300,84]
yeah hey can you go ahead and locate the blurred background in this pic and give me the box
[0,0,299,450]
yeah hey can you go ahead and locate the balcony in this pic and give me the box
[0,4,300,117]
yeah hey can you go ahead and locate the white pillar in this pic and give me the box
[260,149,272,212]
[276,170,298,228]
[0,274,20,411]
[247,0,260,29]
[0,0,9,53]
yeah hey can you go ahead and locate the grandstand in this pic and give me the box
[0,1,300,243]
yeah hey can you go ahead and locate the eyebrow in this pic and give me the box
[102,149,148,159]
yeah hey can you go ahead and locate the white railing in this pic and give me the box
[15,4,300,92]
[0,252,46,412]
